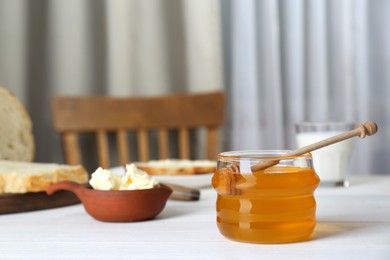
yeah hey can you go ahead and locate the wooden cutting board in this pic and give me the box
[0,190,81,214]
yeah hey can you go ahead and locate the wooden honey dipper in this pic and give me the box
[230,121,378,173]
[220,121,378,196]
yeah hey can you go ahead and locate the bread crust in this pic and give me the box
[135,159,216,176]
[0,87,35,162]
[0,161,88,194]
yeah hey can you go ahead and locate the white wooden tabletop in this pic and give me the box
[1,176,390,259]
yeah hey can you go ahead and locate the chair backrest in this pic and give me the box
[51,91,225,169]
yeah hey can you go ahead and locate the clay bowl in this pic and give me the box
[47,181,172,222]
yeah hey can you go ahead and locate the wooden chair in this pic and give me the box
[51,91,225,169]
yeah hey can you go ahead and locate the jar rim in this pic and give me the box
[217,150,312,160]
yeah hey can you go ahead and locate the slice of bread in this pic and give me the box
[0,87,35,161]
[135,159,217,176]
[0,160,88,194]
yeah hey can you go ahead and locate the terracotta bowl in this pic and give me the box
[47,181,172,222]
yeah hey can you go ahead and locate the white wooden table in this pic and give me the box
[1,176,390,259]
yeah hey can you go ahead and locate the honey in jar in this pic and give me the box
[212,150,320,244]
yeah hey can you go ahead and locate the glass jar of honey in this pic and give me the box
[212,150,320,244]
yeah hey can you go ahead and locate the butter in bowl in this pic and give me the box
[47,164,172,222]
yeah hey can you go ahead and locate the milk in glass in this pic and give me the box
[296,132,354,186]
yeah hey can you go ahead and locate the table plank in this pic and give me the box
[0,176,389,259]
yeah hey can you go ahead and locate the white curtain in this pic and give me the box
[0,0,223,164]
[1,0,389,176]
[225,0,390,175]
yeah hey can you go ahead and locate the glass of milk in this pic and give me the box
[295,122,356,187]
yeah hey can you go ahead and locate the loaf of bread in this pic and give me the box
[0,87,35,162]
[0,160,88,194]
[135,159,217,176]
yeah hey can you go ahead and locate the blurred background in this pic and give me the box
[0,0,389,176]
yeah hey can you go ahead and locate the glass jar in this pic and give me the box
[212,150,320,244]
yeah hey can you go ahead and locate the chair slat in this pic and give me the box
[62,132,81,165]
[206,126,218,160]
[96,130,110,168]
[52,92,225,131]
[179,127,189,159]
[137,129,149,162]
[52,92,225,168]
[116,129,129,165]
[158,128,169,159]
